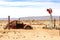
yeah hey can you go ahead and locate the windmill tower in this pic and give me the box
[47,8,53,29]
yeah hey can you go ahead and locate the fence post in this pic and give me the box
[54,18,56,28]
[8,16,10,28]
[59,16,60,36]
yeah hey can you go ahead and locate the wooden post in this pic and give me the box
[8,16,10,24]
[8,16,10,27]
[59,16,60,25]
[59,16,60,36]
[54,18,56,28]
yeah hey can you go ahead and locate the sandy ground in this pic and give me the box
[0,20,60,40]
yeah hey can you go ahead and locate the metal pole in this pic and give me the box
[50,14,52,24]
[47,8,53,29]
[50,14,53,28]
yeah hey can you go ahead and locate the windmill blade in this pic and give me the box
[47,8,52,14]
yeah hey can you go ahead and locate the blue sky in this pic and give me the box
[4,0,60,2]
[0,0,60,18]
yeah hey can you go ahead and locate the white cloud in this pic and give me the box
[0,2,51,6]
[0,7,47,18]
[0,1,60,18]
[0,7,60,18]
[0,1,60,8]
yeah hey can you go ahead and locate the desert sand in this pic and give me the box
[0,20,60,40]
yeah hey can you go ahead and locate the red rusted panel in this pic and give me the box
[47,8,52,14]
